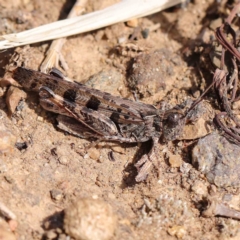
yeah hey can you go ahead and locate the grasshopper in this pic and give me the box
[11,67,187,182]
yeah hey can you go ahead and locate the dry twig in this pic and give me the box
[213,3,240,145]
[40,0,88,73]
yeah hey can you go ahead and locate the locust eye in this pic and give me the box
[167,113,180,123]
[165,112,184,127]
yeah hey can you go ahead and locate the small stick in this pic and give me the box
[215,3,240,62]
[215,112,240,144]
[0,201,16,220]
[225,2,240,25]
[185,69,226,117]
[229,58,238,102]
[40,0,88,73]
[203,199,240,220]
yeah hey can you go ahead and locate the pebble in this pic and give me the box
[37,116,43,122]
[0,124,16,154]
[54,146,70,165]
[167,225,186,239]
[192,132,240,188]
[64,198,117,240]
[58,233,68,240]
[86,69,124,96]
[192,90,200,98]
[175,101,213,140]
[6,86,26,116]
[180,162,192,174]
[141,28,149,39]
[126,18,138,28]
[45,230,57,239]
[232,101,240,110]
[50,189,63,202]
[58,156,69,165]
[168,153,182,168]
[191,180,208,196]
[209,18,222,31]
[88,148,100,161]
[128,49,179,97]
[179,117,211,140]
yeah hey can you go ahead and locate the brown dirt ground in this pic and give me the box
[1,0,240,239]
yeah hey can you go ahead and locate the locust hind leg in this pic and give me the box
[57,115,102,150]
[57,115,96,139]
[134,137,159,182]
[39,86,119,137]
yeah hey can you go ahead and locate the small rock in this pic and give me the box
[141,28,149,39]
[6,86,27,116]
[191,180,208,196]
[180,117,211,140]
[85,69,124,96]
[0,124,16,154]
[168,153,182,168]
[45,230,57,239]
[50,189,63,202]
[64,198,117,240]
[221,194,240,211]
[126,18,138,28]
[37,116,43,122]
[192,90,200,98]
[167,225,186,239]
[180,162,192,174]
[232,100,240,110]
[88,148,100,161]
[15,142,28,151]
[58,233,68,240]
[98,155,104,163]
[209,18,222,31]
[55,228,63,234]
[58,156,69,165]
[178,101,213,140]
[54,146,71,165]
[128,49,179,97]
[192,132,240,188]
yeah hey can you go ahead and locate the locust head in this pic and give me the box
[162,109,186,141]
[161,97,208,141]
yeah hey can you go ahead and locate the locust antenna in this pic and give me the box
[183,69,227,118]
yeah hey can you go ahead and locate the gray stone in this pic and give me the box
[192,132,240,188]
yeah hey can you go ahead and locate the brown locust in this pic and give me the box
[11,67,187,182]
